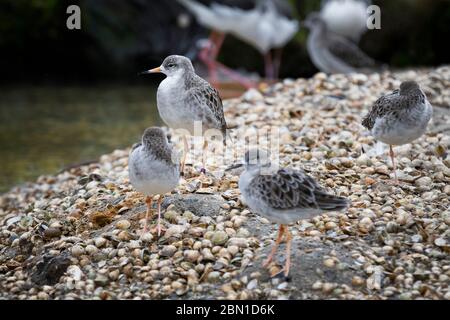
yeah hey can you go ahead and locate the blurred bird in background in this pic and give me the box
[178,0,299,86]
[303,12,383,74]
[320,0,370,43]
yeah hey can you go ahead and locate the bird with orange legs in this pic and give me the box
[229,149,349,277]
[128,127,180,237]
[362,81,433,184]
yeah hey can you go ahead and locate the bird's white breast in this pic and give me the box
[157,75,196,134]
[129,147,179,196]
[372,101,433,145]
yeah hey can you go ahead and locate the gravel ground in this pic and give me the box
[0,67,449,300]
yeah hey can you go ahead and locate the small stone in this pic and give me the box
[66,265,83,281]
[322,283,335,294]
[109,270,120,281]
[160,245,177,257]
[227,238,249,248]
[71,245,84,257]
[434,238,447,247]
[211,231,229,246]
[116,220,131,230]
[227,245,239,256]
[165,225,186,238]
[352,276,364,286]
[312,281,322,290]
[37,292,49,300]
[184,250,200,263]
[207,271,221,283]
[85,244,98,255]
[247,279,258,290]
[415,176,432,187]
[94,237,107,248]
[140,233,153,242]
[324,258,335,268]
[356,154,370,166]
[43,227,61,239]
[358,217,373,233]
[242,88,263,102]
[128,240,141,249]
[94,274,109,287]
[325,222,337,230]
[164,210,179,222]
[189,227,204,237]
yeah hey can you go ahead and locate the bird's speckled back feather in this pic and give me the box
[362,87,426,130]
[245,168,349,211]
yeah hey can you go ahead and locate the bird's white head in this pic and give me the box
[140,55,195,78]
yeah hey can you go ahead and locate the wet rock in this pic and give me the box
[29,252,71,286]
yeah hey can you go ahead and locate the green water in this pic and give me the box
[0,86,161,193]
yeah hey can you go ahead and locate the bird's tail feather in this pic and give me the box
[315,193,350,211]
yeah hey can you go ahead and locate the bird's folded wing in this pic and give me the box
[246,168,336,210]
[327,34,377,69]
[185,84,227,132]
[361,90,399,129]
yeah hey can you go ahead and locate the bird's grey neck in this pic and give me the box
[309,25,327,41]
[167,70,195,89]
[400,87,423,97]
[245,164,271,175]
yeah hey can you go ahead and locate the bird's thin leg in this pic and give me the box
[389,145,398,184]
[209,31,225,85]
[264,51,274,80]
[199,31,226,86]
[144,196,152,233]
[210,31,225,60]
[283,227,292,277]
[273,48,283,80]
[263,225,285,268]
[181,135,188,176]
[157,196,163,237]
[201,139,208,174]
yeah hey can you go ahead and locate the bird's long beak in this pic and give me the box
[139,66,162,75]
[225,163,244,171]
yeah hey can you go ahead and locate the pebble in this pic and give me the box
[160,245,177,257]
[165,225,185,238]
[94,237,107,248]
[71,245,85,257]
[184,250,200,263]
[85,245,98,255]
[415,176,432,187]
[116,220,131,230]
[211,231,229,246]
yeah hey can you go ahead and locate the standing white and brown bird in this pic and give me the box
[128,127,180,236]
[362,81,433,184]
[304,12,381,74]
[140,55,228,175]
[229,149,349,277]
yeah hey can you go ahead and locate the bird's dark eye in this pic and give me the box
[168,63,176,68]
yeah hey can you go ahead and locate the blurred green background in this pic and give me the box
[0,0,449,193]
